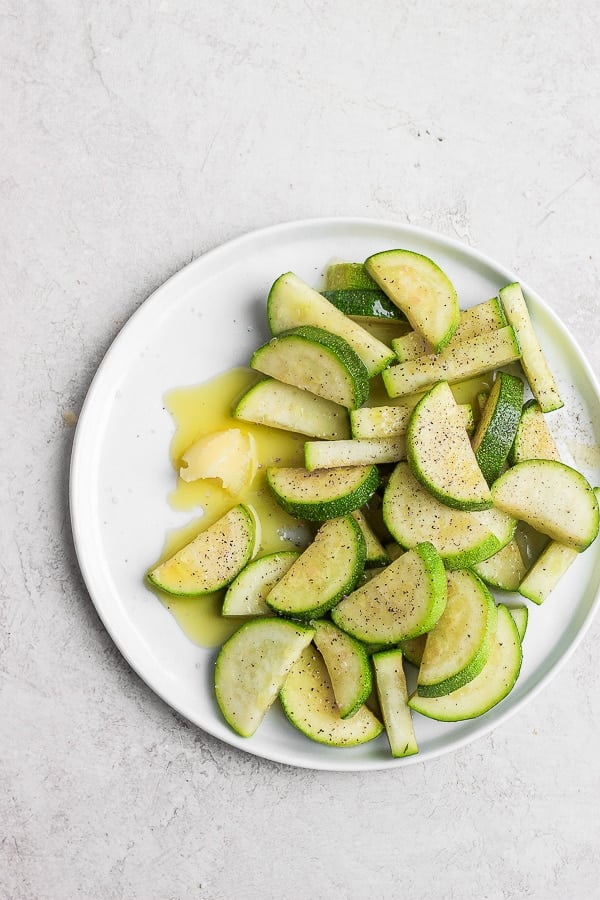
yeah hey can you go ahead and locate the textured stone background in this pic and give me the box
[3,2,600,898]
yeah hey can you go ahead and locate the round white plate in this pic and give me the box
[70,217,600,770]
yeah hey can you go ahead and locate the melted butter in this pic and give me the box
[151,367,310,648]
[564,439,600,472]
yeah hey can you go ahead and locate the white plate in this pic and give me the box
[70,217,600,771]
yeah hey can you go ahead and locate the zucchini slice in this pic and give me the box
[266,515,366,618]
[399,635,427,668]
[304,436,406,470]
[312,620,373,718]
[280,645,384,747]
[417,570,497,697]
[365,249,460,352]
[325,261,379,291]
[331,542,447,644]
[518,541,579,605]
[383,462,516,569]
[233,378,350,439]
[321,288,405,321]
[472,538,526,591]
[407,381,492,511]
[351,509,389,567]
[267,273,396,377]
[147,504,260,596]
[350,402,473,439]
[491,459,599,551]
[409,605,522,721]
[373,650,418,758]
[509,606,529,640]
[471,371,524,484]
[499,282,563,412]
[382,325,521,398]
[510,398,561,464]
[214,618,315,737]
[251,325,369,410]
[267,464,379,521]
[392,297,507,362]
[222,550,300,616]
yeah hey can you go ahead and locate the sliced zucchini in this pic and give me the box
[214,618,315,737]
[509,606,529,640]
[267,464,379,521]
[382,325,521,398]
[312,620,372,718]
[304,436,406,470]
[499,282,563,412]
[399,635,427,668]
[321,288,405,321]
[491,459,599,551]
[251,325,369,410]
[147,504,260,596]
[417,570,497,697]
[266,515,366,618]
[349,402,473,439]
[351,509,389,567]
[472,538,526,591]
[280,645,383,747]
[267,273,396,377]
[407,381,492,511]
[518,541,579,605]
[471,371,524,484]
[510,398,561,464]
[383,462,516,569]
[373,650,418,758]
[365,249,460,352]
[233,378,350,439]
[392,297,507,362]
[409,605,522,721]
[222,550,300,616]
[331,542,447,644]
[325,261,379,291]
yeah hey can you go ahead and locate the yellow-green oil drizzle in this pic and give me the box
[149,367,308,647]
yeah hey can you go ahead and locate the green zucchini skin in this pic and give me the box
[321,289,406,321]
[267,465,380,521]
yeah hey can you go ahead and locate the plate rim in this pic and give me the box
[69,215,600,771]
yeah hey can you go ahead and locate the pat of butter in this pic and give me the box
[179,428,258,495]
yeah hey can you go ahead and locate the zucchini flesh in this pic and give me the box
[214,619,315,737]
[267,464,379,521]
[234,378,350,440]
[491,459,599,551]
[407,381,492,511]
[351,509,389,567]
[251,325,369,410]
[267,272,395,377]
[518,541,579,605]
[312,620,372,718]
[392,297,507,362]
[373,650,418,757]
[266,515,366,618]
[280,645,384,747]
[417,570,497,697]
[383,462,515,569]
[331,542,447,644]
[382,325,521,398]
[409,605,522,721]
[350,403,473,439]
[510,398,561,464]
[509,606,528,640]
[499,282,563,412]
[222,551,300,616]
[147,504,259,596]
[365,249,460,352]
[472,538,526,591]
[304,436,406,470]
